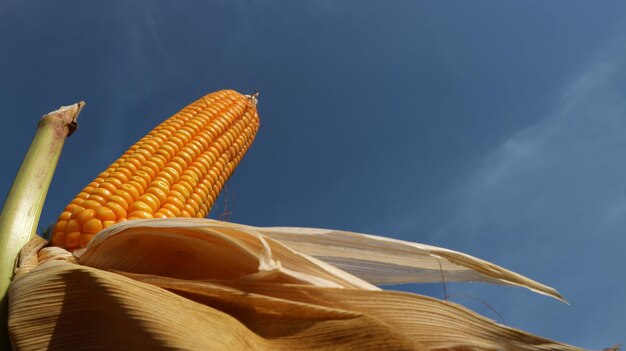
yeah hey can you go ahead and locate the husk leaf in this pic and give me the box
[256,226,566,301]
[9,218,584,350]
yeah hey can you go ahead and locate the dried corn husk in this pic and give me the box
[9,218,584,350]
[77,219,564,300]
[256,225,565,301]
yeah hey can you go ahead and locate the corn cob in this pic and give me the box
[50,90,260,250]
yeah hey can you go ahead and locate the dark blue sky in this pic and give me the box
[1,1,625,348]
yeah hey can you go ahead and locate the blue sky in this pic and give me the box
[1,1,625,348]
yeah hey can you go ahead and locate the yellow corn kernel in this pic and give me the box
[76,209,95,225]
[83,218,103,234]
[95,206,116,222]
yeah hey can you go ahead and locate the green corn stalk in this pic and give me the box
[0,102,83,350]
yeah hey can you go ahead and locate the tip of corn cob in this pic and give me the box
[245,91,259,106]
[50,90,260,250]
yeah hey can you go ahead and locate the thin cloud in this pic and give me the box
[431,36,626,348]
[448,39,626,239]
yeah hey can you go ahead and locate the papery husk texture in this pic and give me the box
[9,219,583,351]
